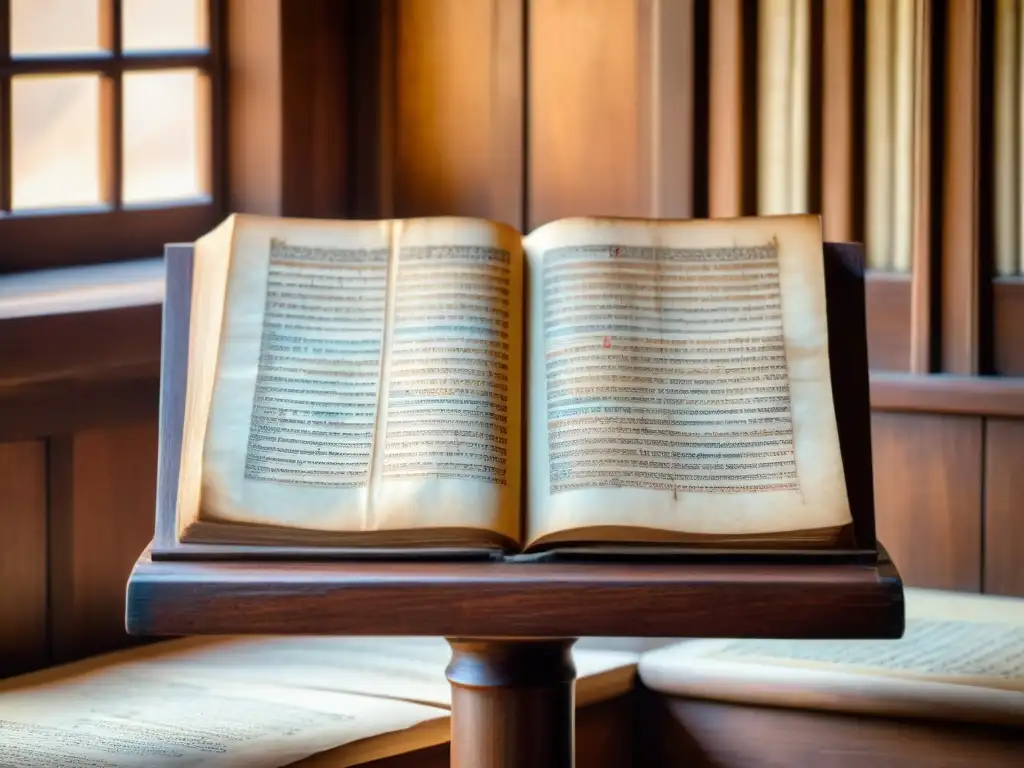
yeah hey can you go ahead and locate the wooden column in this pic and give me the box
[446,639,577,768]
[941,0,980,374]
[708,0,744,218]
[821,0,854,241]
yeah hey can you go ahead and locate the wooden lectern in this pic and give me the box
[126,242,904,768]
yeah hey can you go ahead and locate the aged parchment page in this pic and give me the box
[181,214,391,534]
[523,214,851,544]
[181,215,522,544]
[0,669,449,767]
[637,588,1024,727]
[371,218,523,541]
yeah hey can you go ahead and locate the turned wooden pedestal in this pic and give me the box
[126,548,903,768]
[446,639,576,768]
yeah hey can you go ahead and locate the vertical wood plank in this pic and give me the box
[387,0,523,228]
[226,0,282,215]
[908,0,933,373]
[528,0,693,229]
[649,0,695,219]
[983,417,1024,597]
[529,0,641,228]
[872,412,982,591]
[821,0,854,241]
[280,0,349,218]
[708,0,744,218]
[0,441,47,677]
[941,0,981,374]
[50,422,160,662]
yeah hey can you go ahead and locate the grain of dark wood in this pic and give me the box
[447,640,575,768]
[0,206,221,276]
[639,694,1024,767]
[872,412,982,591]
[125,548,902,638]
[280,0,350,219]
[982,418,1024,597]
[823,243,876,549]
[0,441,47,678]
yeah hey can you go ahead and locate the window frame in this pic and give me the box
[0,0,226,275]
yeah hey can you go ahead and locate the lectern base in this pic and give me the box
[125,546,903,768]
[446,639,576,768]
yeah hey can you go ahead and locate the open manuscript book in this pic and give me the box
[175,213,854,554]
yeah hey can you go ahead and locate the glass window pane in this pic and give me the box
[122,0,207,52]
[10,0,104,56]
[123,69,208,204]
[12,74,103,210]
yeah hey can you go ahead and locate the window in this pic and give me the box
[0,0,224,274]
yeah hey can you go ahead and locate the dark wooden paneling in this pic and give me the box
[280,0,350,219]
[865,273,912,372]
[0,441,47,678]
[0,305,160,389]
[0,376,159,443]
[49,422,160,662]
[983,417,1024,597]
[870,372,1024,418]
[640,694,1024,767]
[871,412,982,591]
[992,278,1024,375]
[387,0,523,227]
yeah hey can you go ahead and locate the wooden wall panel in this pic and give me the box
[529,0,644,228]
[992,279,1024,375]
[528,0,694,229]
[384,0,523,227]
[642,695,1024,767]
[0,441,47,678]
[983,417,1024,597]
[865,275,912,371]
[49,422,160,662]
[872,412,982,591]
